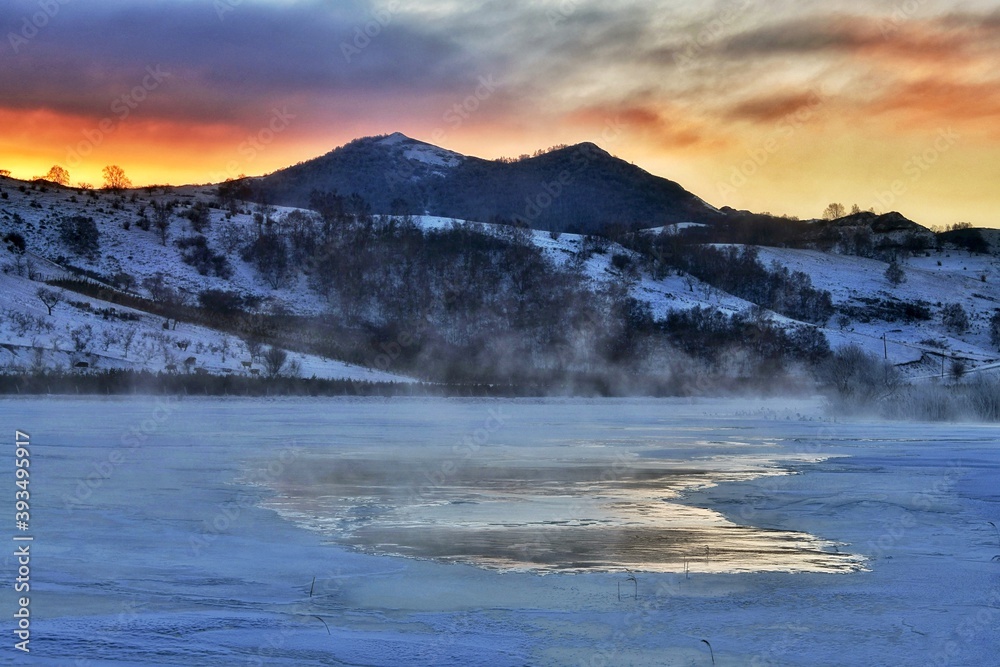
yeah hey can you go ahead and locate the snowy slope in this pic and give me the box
[377,132,465,172]
[413,216,759,319]
[0,179,413,382]
[0,180,328,314]
[752,246,1000,369]
[2,176,997,381]
[0,269,411,382]
[411,217,1000,374]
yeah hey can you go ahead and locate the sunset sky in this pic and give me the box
[2,0,1000,227]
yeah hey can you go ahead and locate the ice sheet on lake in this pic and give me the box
[255,405,864,574]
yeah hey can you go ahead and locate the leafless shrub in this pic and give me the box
[821,344,902,411]
[263,346,288,377]
[882,376,1000,422]
[69,324,94,353]
[966,375,1000,421]
[100,329,117,351]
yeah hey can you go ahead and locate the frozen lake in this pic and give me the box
[1,396,998,665]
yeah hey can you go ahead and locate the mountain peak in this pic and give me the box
[377,131,413,146]
[569,141,609,155]
[257,134,720,232]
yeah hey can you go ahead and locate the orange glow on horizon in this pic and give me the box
[2,104,999,229]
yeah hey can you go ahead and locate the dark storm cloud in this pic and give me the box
[0,0,484,123]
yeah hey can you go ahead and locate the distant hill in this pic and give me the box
[821,211,929,234]
[253,133,721,233]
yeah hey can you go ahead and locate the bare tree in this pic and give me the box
[217,218,247,253]
[262,346,288,377]
[11,253,25,277]
[36,287,62,316]
[242,233,289,289]
[111,271,137,292]
[69,324,94,352]
[252,198,277,237]
[24,258,40,281]
[151,201,175,245]
[100,329,117,351]
[822,203,846,220]
[102,165,132,193]
[941,303,970,334]
[884,260,906,286]
[244,336,264,364]
[43,165,70,186]
[121,325,139,359]
[821,344,902,403]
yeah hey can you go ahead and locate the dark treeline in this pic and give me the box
[0,370,408,396]
[625,231,835,324]
[255,191,833,385]
[0,369,805,398]
[0,369,818,398]
[662,307,830,366]
[282,201,661,382]
[655,209,993,260]
[0,370,568,397]
[49,188,841,391]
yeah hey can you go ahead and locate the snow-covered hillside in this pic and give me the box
[0,178,412,382]
[377,132,465,171]
[1,175,997,382]
[413,215,1000,377]
[0,268,410,382]
[752,246,1000,371]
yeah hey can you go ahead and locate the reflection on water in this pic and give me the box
[258,453,864,574]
